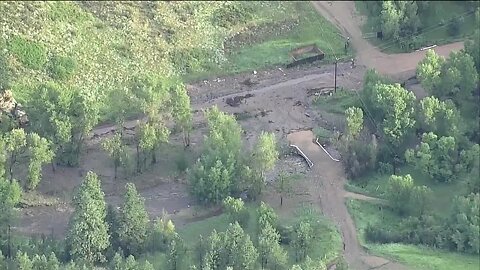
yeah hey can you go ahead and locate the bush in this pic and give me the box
[377,162,393,175]
[48,55,77,80]
[212,3,254,28]
[365,224,402,244]
[340,137,377,179]
[223,196,250,228]
[448,16,464,37]
[8,37,47,70]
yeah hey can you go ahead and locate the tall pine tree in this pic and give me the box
[66,171,110,264]
[118,183,149,256]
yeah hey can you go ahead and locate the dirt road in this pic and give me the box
[311,1,464,80]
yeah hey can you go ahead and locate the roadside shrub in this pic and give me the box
[48,55,77,80]
[8,37,47,70]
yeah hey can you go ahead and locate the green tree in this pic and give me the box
[448,193,479,254]
[405,132,457,182]
[416,49,444,93]
[372,83,416,146]
[169,82,192,147]
[417,96,459,137]
[26,133,54,190]
[67,171,110,264]
[16,251,32,270]
[465,9,480,72]
[131,76,171,171]
[109,252,124,270]
[459,144,480,193]
[118,183,149,256]
[387,174,414,215]
[204,106,242,164]
[4,128,26,181]
[189,158,235,204]
[259,222,287,270]
[166,236,185,270]
[223,196,249,227]
[436,51,478,104]
[106,204,121,253]
[381,1,401,40]
[345,107,364,139]
[386,174,432,216]
[275,171,294,207]
[202,230,223,270]
[102,133,128,179]
[27,83,100,167]
[0,177,21,249]
[123,255,139,270]
[32,254,48,270]
[257,201,278,230]
[150,215,177,252]
[224,222,258,270]
[253,132,278,179]
[188,106,244,204]
[70,88,101,159]
[293,221,313,262]
[302,256,327,270]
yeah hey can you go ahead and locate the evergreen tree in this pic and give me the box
[118,183,149,256]
[66,171,110,264]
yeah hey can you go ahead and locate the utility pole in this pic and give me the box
[334,58,338,93]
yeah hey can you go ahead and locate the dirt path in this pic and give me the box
[287,130,407,270]
[311,1,464,80]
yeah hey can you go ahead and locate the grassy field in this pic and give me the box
[355,1,478,53]
[347,199,480,270]
[185,1,351,81]
[140,203,343,269]
[313,88,359,115]
[1,1,349,123]
[345,166,468,218]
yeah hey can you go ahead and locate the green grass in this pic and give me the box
[313,88,359,115]
[355,1,478,53]
[1,1,351,123]
[7,36,47,70]
[181,1,352,81]
[314,126,333,140]
[346,166,468,218]
[346,199,480,270]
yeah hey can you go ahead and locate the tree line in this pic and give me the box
[335,14,479,254]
